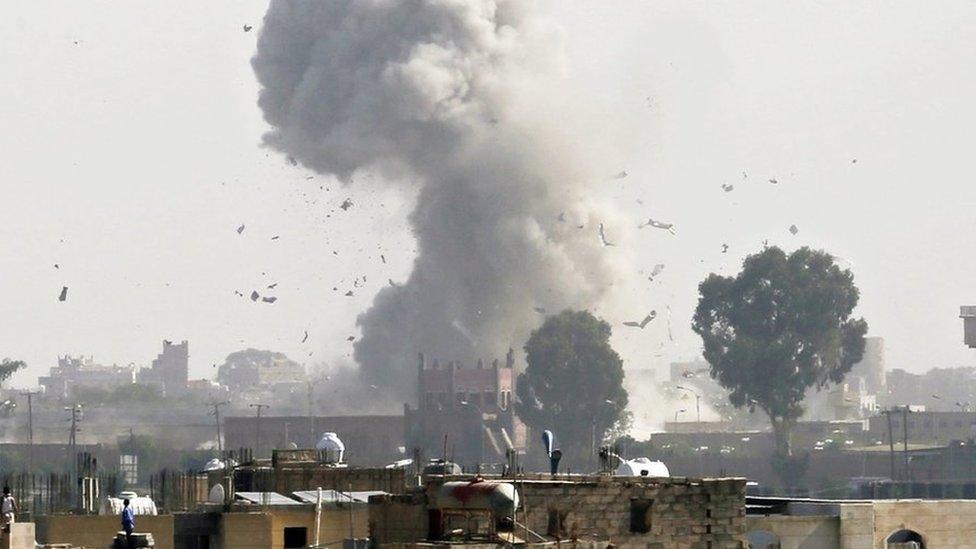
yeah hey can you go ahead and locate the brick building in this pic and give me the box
[405,350,527,466]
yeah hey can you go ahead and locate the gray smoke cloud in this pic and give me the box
[253,0,632,397]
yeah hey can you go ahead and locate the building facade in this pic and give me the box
[138,340,189,397]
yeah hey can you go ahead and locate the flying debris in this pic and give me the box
[789,224,799,235]
[262,296,278,303]
[234,290,244,297]
[347,336,356,341]
[344,290,354,297]
[932,394,942,400]
[721,184,734,192]
[54,264,59,269]
[58,286,68,302]
[557,212,566,222]
[639,218,676,235]
[237,224,245,235]
[533,307,546,315]
[271,235,279,240]
[243,24,253,32]
[286,155,298,166]
[612,171,628,179]
[721,244,729,253]
[301,330,309,343]
[250,291,260,301]
[380,255,386,264]
[769,178,778,185]
[623,311,657,328]
[340,198,353,211]
[388,279,400,288]
[267,283,278,289]
[649,264,665,280]
[852,158,858,164]
[666,305,674,342]
[598,223,615,247]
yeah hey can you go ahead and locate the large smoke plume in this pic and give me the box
[253,0,631,397]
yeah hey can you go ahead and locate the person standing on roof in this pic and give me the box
[1,486,16,532]
[121,498,135,543]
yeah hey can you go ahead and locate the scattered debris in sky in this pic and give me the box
[340,198,353,211]
[769,178,778,185]
[789,224,799,235]
[58,286,68,302]
[612,170,628,179]
[344,290,354,297]
[243,24,253,32]
[722,244,729,253]
[301,330,309,343]
[262,296,277,303]
[598,223,615,247]
[623,311,657,329]
[721,184,734,192]
[237,224,245,235]
[250,291,260,301]
[639,217,676,235]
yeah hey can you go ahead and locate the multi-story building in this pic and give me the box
[405,350,526,466]
[39,355,135,398]
[138,340,189,397]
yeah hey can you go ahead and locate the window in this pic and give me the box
[119,455,138,485]
[283,527,308,548]
[629,499,653,533]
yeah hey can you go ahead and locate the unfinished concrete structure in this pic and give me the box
[138,340,189,397]
[39,355,136,398]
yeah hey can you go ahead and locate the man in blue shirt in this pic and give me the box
[121,498,135,544]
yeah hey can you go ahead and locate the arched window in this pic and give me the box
[746,530,780,549]
[886,528,924,549]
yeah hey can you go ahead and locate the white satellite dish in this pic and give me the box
[208,483,225,504]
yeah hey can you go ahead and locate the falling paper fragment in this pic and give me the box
[639,217,676,235]
[721,184,734,192]
[237,224,245,234]
[769,178,778,184]
[598,223,614,247]
[345,290,354,296]
[250,291,260,301]
[271,235,279,240]
[243,24,252,32]
[340,198,353,211]
[262,296,277,303]
[301,330,309,343]
[623,311,656,328]
[58,286,68,302]
[612,171,628,179]
[649,264,665,279]
[789,224,799,235]
[347,336,356,342]
[721,244,729,253]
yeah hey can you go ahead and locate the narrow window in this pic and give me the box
[629,499,652,533]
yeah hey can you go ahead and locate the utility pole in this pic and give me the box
[883,409,896,480]
[21,390,37,477]
[249,403,269,457]
[65,404,82,480]
[209,400,229,454]
[307,381,315,448]
[900,406,911,480]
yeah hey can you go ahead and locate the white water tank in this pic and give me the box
[615,457,669,478]
[435,481,519,515]
[315,432,345,462]
[202,458,226,472]
[99,492,158,516]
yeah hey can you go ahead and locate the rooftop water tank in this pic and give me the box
[435,480,519,515]
[615,457,669,478]
[315,432,345,462]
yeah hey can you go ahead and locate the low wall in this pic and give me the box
[36,514,175,549]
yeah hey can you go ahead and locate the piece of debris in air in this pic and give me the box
[54,264,59,269]
[789,224,799,235]
[721,244,729,253]
[639,217,676,235]
[769,178,778,185]
[267,283,277,289]
[347,336,356,342]
[237,224,245,235]
[250,291,260,301]
[721,184,734,192]
[380,254,386,264]
[271,235,279,240]
[648,264,665,281]
[533,307,546,315]
[612,171,628,179]
[623,311,657,329]
[345,290,354,297]
[262,296,277,303]
[340,198,353,211]
[287,155,298,166]
[243,24,252,32]
[557,212,566,222]
[58,286,68,302]
[598,223,615,247]
[388,279,400,288]
[234,290,243,297]
[301,331,309,343]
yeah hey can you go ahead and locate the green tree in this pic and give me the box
[516,310,628,468]
[692,246,867,487]
[0,359,26,388]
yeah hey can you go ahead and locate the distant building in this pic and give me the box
[217,348,306,391]
[961,305,976,347]
[849,336,887,395]
[39,355,135,398]
[138,340,189,397]
[405,350,526,466]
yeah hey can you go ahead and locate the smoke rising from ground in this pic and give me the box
[253,1,632,397]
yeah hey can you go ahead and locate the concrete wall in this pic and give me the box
[219,507,368,549]
[747,515,839,549]
[36,514,175,549]
[871,500,976,548]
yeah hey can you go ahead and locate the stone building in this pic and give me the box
[405,351,527,467]
[138,340,190,397]
[369,473,749,547]
[39,355,136,398]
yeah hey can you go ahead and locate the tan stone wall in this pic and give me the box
[870,500,976,549]
[747,515,839,549]
[220,512,273,549]
[273,466,407,494]
[369,494,429,545]
[35,514,175,549]
[219,507,369,549]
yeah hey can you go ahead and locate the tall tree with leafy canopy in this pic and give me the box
[692,246,867,486]
[0,359,25,389]
[516,310,628,467]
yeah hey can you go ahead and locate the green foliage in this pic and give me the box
[692,246,868,486]
[516,310,628,467]
[0,359,26,387]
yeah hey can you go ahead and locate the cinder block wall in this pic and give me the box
[369,493,429,545]
[36,514,175,549]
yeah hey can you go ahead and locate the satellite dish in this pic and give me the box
[287,442,298,450]
[208,483,225,504]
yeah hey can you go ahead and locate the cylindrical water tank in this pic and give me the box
[615,457,670,478]
[316,432,345,461]
[435,481,519,515]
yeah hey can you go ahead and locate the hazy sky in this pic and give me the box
[3,1,976,390]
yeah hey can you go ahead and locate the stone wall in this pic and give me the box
[369,493,429,545]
